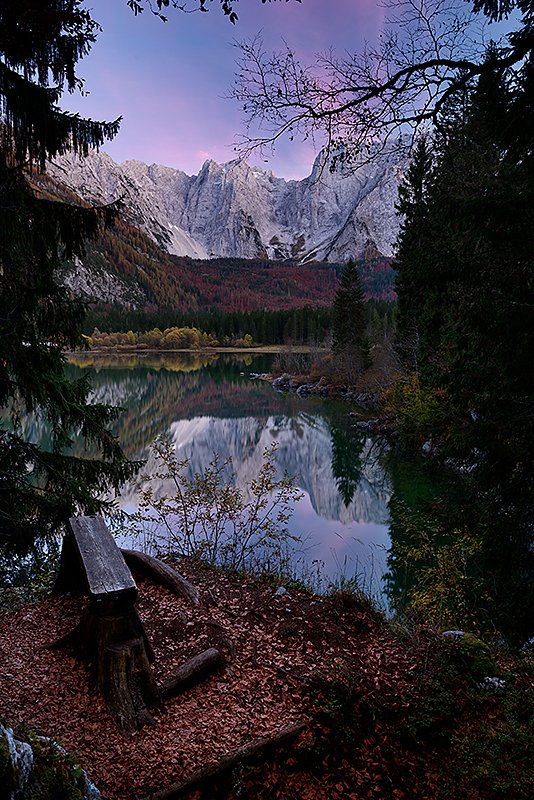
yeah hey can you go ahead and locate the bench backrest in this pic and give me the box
[68,516,137,608]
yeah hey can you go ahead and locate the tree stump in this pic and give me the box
[100,638,157,733]
[52,516,225,736]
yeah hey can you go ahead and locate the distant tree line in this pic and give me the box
[88,326,221,350]
[84,301,395,348]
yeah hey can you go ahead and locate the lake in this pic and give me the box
[68,352,393,601]
[4,350,531,643]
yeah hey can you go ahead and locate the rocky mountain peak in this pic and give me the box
[48,142,406,262]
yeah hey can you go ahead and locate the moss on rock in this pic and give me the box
[26,735,86,800]
[0,725,17,796]
[0,722,97,800]
[453,633,498,681]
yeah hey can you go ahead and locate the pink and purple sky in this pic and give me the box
[62,1,385,179]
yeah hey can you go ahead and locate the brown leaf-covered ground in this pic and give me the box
[0,560,531,800]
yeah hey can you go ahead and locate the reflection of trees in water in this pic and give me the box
[123,411,390,526]
[67,355,299,458]
[69,351,219,372]
[329,419,363,508]
[3,356,395,610]
[11,356,391,588]
[87,353,391,526]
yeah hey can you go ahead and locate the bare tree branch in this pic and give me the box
[127,0,301,24]
[230,0,532,165]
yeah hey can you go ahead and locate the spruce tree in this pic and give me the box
[0,2,134,540]
[394,135,434,363]
[331,260,369,371]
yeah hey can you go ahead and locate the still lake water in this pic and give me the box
[69,352,392,599]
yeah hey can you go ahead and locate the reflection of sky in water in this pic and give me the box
[116,491,390,602]
[116,442,390,597]
[290,491,390,597]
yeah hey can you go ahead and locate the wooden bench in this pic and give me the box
[53,515,156,733]
[55,515,138,615]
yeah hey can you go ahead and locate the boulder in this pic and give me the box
[272,376,290,392]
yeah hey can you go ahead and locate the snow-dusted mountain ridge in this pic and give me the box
[48,144,405,262]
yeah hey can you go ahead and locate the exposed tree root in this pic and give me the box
[161,647,224,699]
[121,549,200,606]
[143,722,306,800]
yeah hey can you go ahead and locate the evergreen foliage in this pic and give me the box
[396,51,534,462]
[84,304,336,346]
[330,422,363,509]
[0,3,134,540]
[393,47,534,635]
[331,260,370,371]
[394,135,434,363]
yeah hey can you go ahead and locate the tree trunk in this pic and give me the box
[75,606,158,734]
[142,723,306,800]
[101,638,157,735]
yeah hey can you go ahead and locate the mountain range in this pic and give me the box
[48,144,405,265]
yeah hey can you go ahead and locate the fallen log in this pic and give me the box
[120,549,199,606]
[143,722,306,800]
[161,647,224,699]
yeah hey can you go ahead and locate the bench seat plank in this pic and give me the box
[69,516,137,602]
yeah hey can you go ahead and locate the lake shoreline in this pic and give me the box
[69,344,326,355]
[67,346,400,433]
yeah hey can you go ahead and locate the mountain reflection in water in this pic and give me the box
[69,353,392,596]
